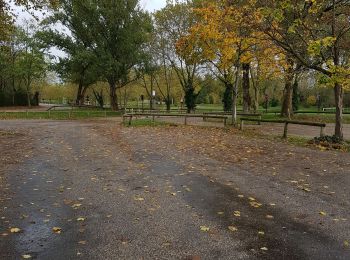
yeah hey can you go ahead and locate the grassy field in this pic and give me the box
[123,118,176,127]
[0,110,122,120]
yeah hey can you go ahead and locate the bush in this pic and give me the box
[269,98,279,107]
[306,95,317,106]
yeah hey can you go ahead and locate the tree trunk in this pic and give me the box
[334,82,343,139]
[76,82,84,105]
[109,81,118,111]
[232,64,241,126]
[253,83,259,113]
[184,85,196,113]
[27,91,31,108]
[281,66,294,117]
[166,94,171,112]
[81,86,88,105]
[242,63,251,113]
[222,82,233,112]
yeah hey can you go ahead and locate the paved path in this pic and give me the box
[154,116,350,140]
[0,119,349,259]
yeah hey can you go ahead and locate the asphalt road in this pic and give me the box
[0,119,349,260]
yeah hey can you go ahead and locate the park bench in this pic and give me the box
[123,113,229,126]
[239,117,326,138]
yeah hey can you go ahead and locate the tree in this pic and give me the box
[16,24,46,107]
[261,0,350,139]
[177,0,266,122]
[155,0,200,113]
[76,0,152,111]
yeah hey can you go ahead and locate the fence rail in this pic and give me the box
[240,117,326,138]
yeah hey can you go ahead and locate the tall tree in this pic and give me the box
[155,0,200,113]
[77,0,152,111]
[261,0,350,139]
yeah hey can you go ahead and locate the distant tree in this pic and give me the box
[155,0,200,113]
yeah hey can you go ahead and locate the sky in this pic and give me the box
[141,0,167,12]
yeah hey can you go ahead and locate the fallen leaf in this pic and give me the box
[266,215,274,219]
[78,240,87,245]
[258,231,265,235]
[10,228,21,233]
[344,240,349,247]
[134,197,144,201]
[319,211,327,216]
[228,226,238,232]
[52,227,62,234]
[217,211,224,215]
[200,226,209,232]
[260,247,268,251]
[22,255,31,259]
[233,211,241,217]
[77,217,85,222]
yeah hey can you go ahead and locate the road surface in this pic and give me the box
[0,119,349,259]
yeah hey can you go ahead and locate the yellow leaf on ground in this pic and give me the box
[233,211,241,217]
[10,228,21,233]
[52,227,62,234]
[228,226,238,232]
[77,217,85,221]
[260,247,268,251]
[319,211,327,216]
[266,215,274,219]
[134,197,144,201]
[248,197,256,201]
[78,240,87,245]
[258,231,265,235]
[200,226,209,232]
[344,240,349,247]
[217,211,224,215]
[22,255,31,259]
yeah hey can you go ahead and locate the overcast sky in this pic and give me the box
[141,0,166,11]
[13,0,167,21]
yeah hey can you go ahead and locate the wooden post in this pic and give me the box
[152,115,155,122]
[26,110,28,118]
[258,115,262,125]
[283,122,288,139]
[104,110,107,117]
[240,119,244,130]
[320,126,325,137]
[129,115,132,126]
[48,110,51,118]
[184,115,187,125]
[224,117,227,127]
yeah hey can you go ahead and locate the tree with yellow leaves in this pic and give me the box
[261,0,350,139]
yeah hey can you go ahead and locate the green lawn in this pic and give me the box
[0,110,122,120]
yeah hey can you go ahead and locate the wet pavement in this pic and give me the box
[0,119,349,259]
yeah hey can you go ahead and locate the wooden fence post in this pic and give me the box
[240,119,244,130]
[283,122,288,139]
[320,126,325,137]
[184,115,187,125]
[129,115,132,126]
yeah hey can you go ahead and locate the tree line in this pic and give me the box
[0,0,349,139]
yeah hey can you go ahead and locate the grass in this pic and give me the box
[259,113,350,124]
[0,110,122,120]
[123,118,177,127]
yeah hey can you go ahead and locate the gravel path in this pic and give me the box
[0,119,349,259]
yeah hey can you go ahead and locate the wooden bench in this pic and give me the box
[123,113,229,126]
[239,117,326,138]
